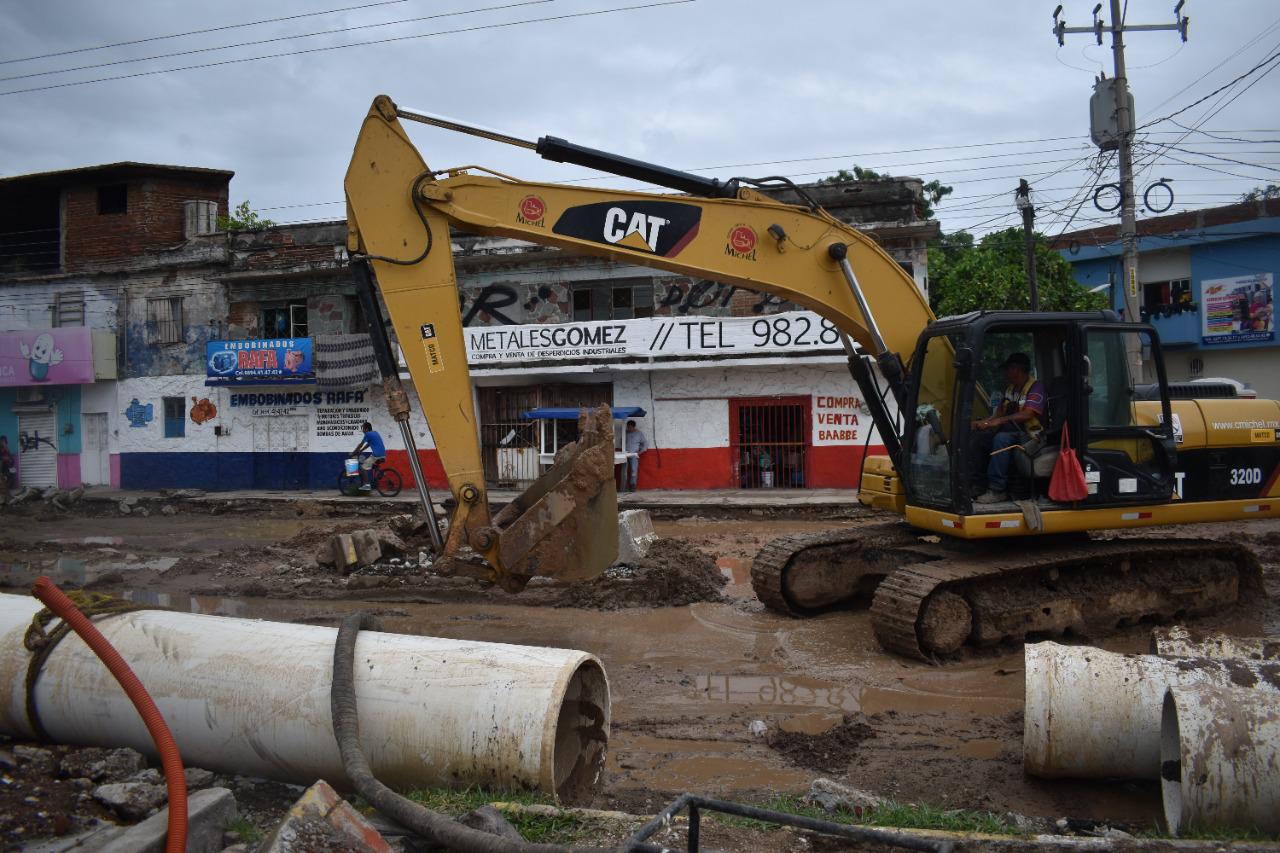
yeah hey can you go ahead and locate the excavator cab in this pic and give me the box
[902,311,1179,522]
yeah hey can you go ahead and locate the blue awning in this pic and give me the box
[522,407,647,420]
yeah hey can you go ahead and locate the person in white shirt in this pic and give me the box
[623,419,648,491]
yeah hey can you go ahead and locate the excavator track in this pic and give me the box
[750,521,942,617]
[870,538,1264,660]
[751,521,1265,660]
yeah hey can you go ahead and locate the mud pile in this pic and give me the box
[767,714,876,773]
[559,538,728,610]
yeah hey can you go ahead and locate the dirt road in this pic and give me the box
[2,499,1277,828]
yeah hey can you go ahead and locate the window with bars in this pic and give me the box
[53,291,85,327]
[147,296,184,344]
[730,397,810,489]
[163,397,186,438]
[263,302,309,338]
[571,280,654,321]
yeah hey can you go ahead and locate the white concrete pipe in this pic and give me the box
[1162,685,1280,836]
[1150,625,1279,661]
[1023,641,1279,780]
[0,594,609,801]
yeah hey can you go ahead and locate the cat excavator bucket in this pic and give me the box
[426,405,619,593]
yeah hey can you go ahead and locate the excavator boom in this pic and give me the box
[343,94,932,591]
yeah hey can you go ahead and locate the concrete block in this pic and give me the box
[617,509,658,563]
[352,529,384,565]
[331,533,358,572]
[259,779,392,853]
[98,786,238,853]
[92,781,167,820]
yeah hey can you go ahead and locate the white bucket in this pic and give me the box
[344,457,360,475]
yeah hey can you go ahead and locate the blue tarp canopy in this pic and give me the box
[522,407,647,420]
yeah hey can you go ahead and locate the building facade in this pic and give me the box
[2,166,935,492]
[1054,199,1279,399]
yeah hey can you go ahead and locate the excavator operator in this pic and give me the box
[970,352,1046,504]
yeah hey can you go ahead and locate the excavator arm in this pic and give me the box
[344,95,935,591]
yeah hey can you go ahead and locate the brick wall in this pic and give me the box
[65,175,229,270]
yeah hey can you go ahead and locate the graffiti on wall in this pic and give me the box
[659,281,787,315]
[124,398,154,428]
[190,397,218,424]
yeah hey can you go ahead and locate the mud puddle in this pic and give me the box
[0,555,175,589]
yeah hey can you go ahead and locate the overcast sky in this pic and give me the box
[2,0,1278,240]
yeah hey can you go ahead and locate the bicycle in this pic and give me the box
[337,456,402,497]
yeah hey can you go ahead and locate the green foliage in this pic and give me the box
[1242,184,1280,201]
[217,200,276,232]
[820,166,953,219]
[400,788,587,844]
[710,795,1019,836]
[225,817,263,844]
[927,227,1106,317]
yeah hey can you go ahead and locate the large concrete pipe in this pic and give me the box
[1150,625,1279,661]
[1023,642,1279,780]
[1162,685,1280,836]
[0,594,609,802]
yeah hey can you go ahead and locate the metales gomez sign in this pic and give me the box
[205,338,315,385]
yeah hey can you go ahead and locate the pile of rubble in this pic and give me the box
[0,736,442,852]
[0,485,85,510]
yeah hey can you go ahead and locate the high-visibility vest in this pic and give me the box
[1003,377,1043,436]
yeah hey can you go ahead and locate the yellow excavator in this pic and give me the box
[344,95,1276,658]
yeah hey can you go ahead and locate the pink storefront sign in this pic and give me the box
[0,328,95,387]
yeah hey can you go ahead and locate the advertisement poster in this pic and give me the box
[0,327,95,387]
[1200,273,1274,346]
[205,338,314,385]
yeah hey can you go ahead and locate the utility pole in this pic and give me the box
[1053,2,1189,380]
[1016,179,1040,310]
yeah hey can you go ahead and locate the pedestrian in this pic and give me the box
[623,419,648,491]
[0,435,14,495]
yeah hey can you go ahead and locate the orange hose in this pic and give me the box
[31,577,188,853]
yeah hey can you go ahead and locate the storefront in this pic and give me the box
[0,326,116,490]
[465,310,892,490]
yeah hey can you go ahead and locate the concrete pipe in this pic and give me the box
[1023,642,1279,780]
[1162,685,1280,836]
[1150,625,1280,661]
[0,594,609,802]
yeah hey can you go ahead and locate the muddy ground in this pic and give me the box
[1,494,1278,849]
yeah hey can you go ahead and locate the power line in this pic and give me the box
[0,0,556,84]
[0,1,697,97]
[0,0,408,66]
[1138,48,1280,130]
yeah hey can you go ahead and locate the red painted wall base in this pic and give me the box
[383,445,886,492]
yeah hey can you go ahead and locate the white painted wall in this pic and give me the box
[613,362,895,449]
[0,281,120,332]
[112,376,439,455]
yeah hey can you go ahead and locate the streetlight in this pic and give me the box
[1016,179,1040,311]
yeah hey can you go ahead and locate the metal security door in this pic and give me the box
[730,397,810,489]
[18,412,58,488]
[82,413,110,485]
[255,416,309,489]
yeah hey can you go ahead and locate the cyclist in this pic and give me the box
[352,421,386,492]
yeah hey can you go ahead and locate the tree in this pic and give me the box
[1242,184,1280,201]
[217,200,276,232]
[927,227,1107,316]
[819,166,953,219]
